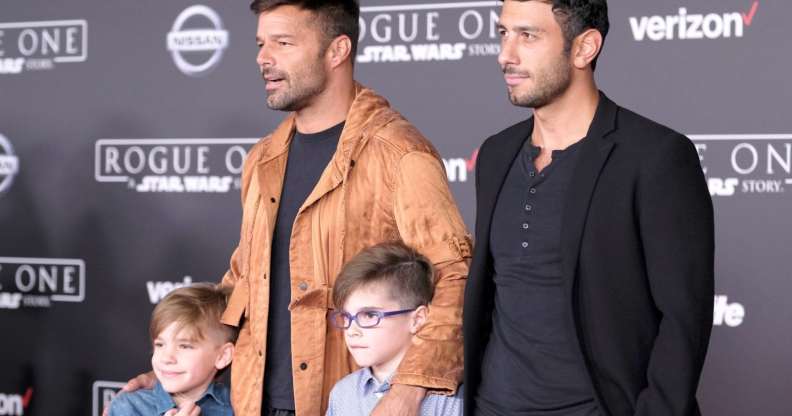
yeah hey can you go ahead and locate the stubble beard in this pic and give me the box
[506,52,572,109]
[263,58,327,112]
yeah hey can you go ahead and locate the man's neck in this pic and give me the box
[531,81,600,151]
[294,77,356,134]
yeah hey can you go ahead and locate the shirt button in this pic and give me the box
[299,362,308,370]
[529,171,536,177]
[529,188,537,194]
[298,281,308,291]
[521,242,528,248]
[522,223,529,229]
[524,204,532,211]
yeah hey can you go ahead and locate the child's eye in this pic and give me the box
[153,342,163,348]
[179,343,193,349]
[363,311,379,319]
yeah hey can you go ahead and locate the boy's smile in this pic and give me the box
[151,322,233,405]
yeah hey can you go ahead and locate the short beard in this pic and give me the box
[507,52,572,109]
[263,55,327,112]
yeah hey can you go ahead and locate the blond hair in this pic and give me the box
[149,283,238,344]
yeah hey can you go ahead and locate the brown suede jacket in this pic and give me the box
[220,83,471,416]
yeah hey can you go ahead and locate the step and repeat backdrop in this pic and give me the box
[1,0,789,415]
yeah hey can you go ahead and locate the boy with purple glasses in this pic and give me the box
[326,241,463,416]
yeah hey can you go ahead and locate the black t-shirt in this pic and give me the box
[263,121,344,411]
[475,137,600,416]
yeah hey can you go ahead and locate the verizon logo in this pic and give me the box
[629,2,758,41]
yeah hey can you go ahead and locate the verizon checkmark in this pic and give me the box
[742,1,759,26]
[466,149,479,171]
[22,387,33,407]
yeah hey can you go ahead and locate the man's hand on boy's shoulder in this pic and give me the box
[101,371,157,416]
[370,384,426,416]
[121,371,157,392]
[165,402,201,416]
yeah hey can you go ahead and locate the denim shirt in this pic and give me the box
[326,367,463,416]
[108,381,233,416]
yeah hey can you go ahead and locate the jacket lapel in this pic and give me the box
[475,117,533,261]
[560,92,619,287]
[298,83,393,214]
[255,114,295,238]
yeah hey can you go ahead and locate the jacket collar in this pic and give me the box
[255,82,395,167]
[559,91,619,283]
[250,82,397,231]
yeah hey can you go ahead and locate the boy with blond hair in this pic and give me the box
[110,283,237,416]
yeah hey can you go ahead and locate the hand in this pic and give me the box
[101,371,157,416]
[165,402,201,416]
[121,371,157,392]
[370,384,426,416]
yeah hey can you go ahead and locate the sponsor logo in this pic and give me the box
[167,5,229,76]
[629,2,758,42]
[94,138,258,193]
[690,134,792,197]
[0,257,86,309]
[91,381,124,416]
[357,1,502,63]
[442,148,478,183]
[0,388,32,416]
[0,134,19,195]
[147,276,193,304]
[0,19,87,74]
[713,295,745,327]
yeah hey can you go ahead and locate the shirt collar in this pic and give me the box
[359,367,394,395]
[152,381,229,415]
[153,381,178,415]
[199,382,230,406]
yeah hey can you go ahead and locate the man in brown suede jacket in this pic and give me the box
[115,1,469,415]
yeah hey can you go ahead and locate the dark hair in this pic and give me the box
[250,0,360,57]
[333,241,435,311]
[519,0,609,70]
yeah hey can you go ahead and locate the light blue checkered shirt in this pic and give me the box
[326,367,463,416]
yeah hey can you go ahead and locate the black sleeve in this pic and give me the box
[633,132,715,415]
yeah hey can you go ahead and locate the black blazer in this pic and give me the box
[463,93,714,416]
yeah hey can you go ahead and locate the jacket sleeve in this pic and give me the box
[634,133,715,415]
[390,150,471,394]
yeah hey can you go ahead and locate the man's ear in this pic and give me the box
[326,35,353,68]
[409,305,429,335]
[571,28,603,69]
[215,342,235,370]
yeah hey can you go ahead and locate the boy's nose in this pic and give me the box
[157,348,177,364]
[345,322,363,337]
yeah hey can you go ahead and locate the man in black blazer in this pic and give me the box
[464,1,714,416]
